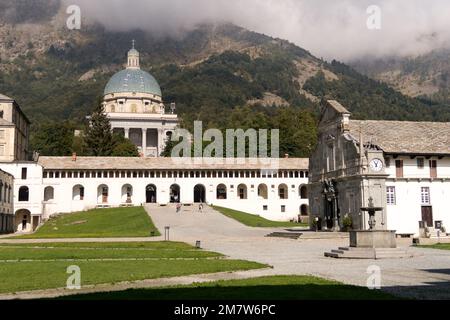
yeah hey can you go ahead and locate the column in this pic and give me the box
[142,128,147,157]
[158,129,163,155]
[124,128,130,139]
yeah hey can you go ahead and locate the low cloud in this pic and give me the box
[65,0,450,61]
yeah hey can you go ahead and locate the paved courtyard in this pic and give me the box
[148,204,450,299]
[1,204,449,300]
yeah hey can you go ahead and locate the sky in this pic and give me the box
[65,0,450,61]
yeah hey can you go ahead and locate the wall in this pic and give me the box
[0,169,14,234]
[42,172,309,222]
[0,162,44,232]
[385,155,450,235]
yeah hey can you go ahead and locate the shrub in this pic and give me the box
[342,215,353,231]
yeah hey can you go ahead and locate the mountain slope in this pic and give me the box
[350,49,450,102]
[1,0,450,156]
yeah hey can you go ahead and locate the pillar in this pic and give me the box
[158,129,163,155]
[333,196,340,232]
[142,128,147,156]
[124,128,130,139]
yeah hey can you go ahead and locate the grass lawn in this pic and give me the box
[418,243,450,250]
[0,242,266,294]
[213,206,308,228]
[60,275,397,300]
[13,206,160,239]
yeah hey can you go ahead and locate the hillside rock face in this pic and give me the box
[350,49,450,101]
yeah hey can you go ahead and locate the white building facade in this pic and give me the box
[309,100,450,237]
[384,154,450,235]
[37,157,310,223]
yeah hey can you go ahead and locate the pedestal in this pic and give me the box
[349,230,397,248]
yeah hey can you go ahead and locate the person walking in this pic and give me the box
[198,203,203,213]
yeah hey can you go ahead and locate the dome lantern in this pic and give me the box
[127,40,140,69]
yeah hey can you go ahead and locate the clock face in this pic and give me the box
[370,158,384,172]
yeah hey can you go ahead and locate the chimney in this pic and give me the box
[284,154,289,159]
[72,152,77,161]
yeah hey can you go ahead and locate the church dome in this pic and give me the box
[104,69,162,97]
[104,41,162,97]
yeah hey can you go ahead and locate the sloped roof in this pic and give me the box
[326,100,351,114]
[0,94,13,101]
[38,157,309,170]
[348,120,450,155]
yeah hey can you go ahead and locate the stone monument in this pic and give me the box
[325,197,414,259]
[350,197,396,248]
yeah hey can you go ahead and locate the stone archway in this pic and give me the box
[122,184,133,204]
[97,185,109,204]
[14,209,31,233]
[146,184,157,203]
[170,184,180,203]
[194,184,206,203]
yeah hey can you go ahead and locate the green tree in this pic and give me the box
[111,133,139,157]
[84,104,115,156]
[274,107,318,158]
[30,121,74,156]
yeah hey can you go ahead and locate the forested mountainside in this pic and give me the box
[1,0,449,157]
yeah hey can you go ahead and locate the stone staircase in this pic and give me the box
[426,227,450,239]
[265,231,303,240]
[324,247,415,259]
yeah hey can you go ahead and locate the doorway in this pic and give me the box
[421,206,433,227]
[146,185,157,203]
[325,199,334,229]
[194,184,206,203]
[170,184,180,203]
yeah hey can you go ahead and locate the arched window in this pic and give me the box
[97,185,109,204]
[237,184,247,199]
[300,185,308,199]
[216,184,227,199]
[44,186,54,202]
[18,186,29,202]
[278,184,288,200]
[73,185,85,201]
[122,184,133,204]
[258,184,268,200]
